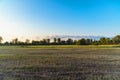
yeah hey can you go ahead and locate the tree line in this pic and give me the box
[0,35,120,45]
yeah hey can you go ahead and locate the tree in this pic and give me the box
[112,35,120,44]
[57,38,61,44]
[99,37,112,45]
[0,36,3,44]
[105,38,111,44]
[86,39,92,45]
[100,37,106,44]
[73,40,77,45]
[46,39,50,44]
[12,38,18,44]
[39,39,48,45]
[66,38,73,45]
[61,40,66,45]
[76,38,86,45]
[32,40,40,45]
[4,41,9,45]
[80,38,86,45]
[25,39,30,44]
[54,38,57,44]
[92,40,99,45]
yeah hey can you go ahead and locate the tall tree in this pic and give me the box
[57,38,61,44]
[46,39,50,44]
[54,38,57,44]
[12,38,18,44]
[25,39,30,44]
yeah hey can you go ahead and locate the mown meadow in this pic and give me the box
[0,45,119,80]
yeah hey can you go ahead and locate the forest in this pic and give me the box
[0,35,120,45]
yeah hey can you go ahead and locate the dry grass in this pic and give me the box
[0,47,119,80]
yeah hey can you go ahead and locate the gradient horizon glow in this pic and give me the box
[0,0,120,41]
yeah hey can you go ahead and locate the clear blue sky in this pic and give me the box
[0,0,120,41]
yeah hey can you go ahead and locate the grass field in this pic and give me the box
[0,45,120,80]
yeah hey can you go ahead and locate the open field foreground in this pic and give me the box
[0,46,120,80]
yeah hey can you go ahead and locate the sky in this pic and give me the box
[0,0,120,41]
